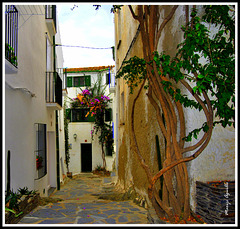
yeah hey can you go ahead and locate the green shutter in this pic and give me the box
[67,77,72,87]
[85,75,91,86]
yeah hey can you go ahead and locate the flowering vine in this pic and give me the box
[72,88,113,169]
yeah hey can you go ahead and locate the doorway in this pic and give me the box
[47,131,56,195]
[81,143,92,172]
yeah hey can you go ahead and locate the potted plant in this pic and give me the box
[5,43,18,66]
[36,156,43,170]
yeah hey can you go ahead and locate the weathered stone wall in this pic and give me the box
[196,181,235,224]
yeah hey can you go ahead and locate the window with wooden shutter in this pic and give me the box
[68,76,91,87]
[67,77,72,87]
[85,75,91,86]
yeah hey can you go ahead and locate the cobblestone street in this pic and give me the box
[18,173,149,225]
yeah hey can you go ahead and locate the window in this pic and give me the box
[73,77,85,87]
[67,76,91,87]
[5,5,18,67]
[46,36,52,72]
[35,124,47,179]
[67,108,95,122]
[105,108,112,122]
[106,146,113,156]
[72,108,89,122]
[106,73,110,85]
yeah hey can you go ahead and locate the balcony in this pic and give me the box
[5,5,18,74]
[46,72,62,110]
[45,5,57,35]
[56,68,68,95]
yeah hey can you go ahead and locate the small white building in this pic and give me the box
[4,4,66,197]
[65,66,116,174]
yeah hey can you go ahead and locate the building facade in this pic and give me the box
[4,4,66,197]
[114,5,235,212]
[65,66,116,174]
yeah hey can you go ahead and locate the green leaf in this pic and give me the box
[197,74,204,79]
[193,86,198,93]
[203,123,209,132]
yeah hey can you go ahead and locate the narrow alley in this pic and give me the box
[18,173,149,225]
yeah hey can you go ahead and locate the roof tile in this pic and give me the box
[66,65,115,73]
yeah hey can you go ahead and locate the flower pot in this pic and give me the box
[36,160,42,170]
[67,172,72,178]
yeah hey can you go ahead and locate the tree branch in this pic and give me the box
[179,79,213,154]
[154,6,178,50]
[128,5,139,20]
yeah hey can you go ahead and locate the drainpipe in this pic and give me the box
[7,150,11,196]
[53,35,60,190]
[109,67,111,88]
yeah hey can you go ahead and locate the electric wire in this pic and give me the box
[55,44,113,50]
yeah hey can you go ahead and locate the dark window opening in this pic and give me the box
[70,108,95,122]
[35,123,47,179]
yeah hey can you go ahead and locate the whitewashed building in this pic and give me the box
[4,4,66,197]
[65,66,116,174]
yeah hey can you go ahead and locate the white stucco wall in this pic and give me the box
[157,5,236,210]
[4,4,64,196]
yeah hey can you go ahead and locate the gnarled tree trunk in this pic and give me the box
[127,5,214,222]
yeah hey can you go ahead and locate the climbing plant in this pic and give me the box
[115,5,235,223]
[64,99,70,172]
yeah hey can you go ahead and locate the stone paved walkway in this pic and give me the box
[18,173,149,225]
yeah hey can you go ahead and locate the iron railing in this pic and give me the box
[46,72,62,107]
[56,68,67,90]
[5,5,18,67]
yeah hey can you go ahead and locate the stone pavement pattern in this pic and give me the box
[18,173,149,224]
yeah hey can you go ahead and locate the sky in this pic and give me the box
[57,4,115,68]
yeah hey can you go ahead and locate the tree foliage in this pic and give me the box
[117,5,235,141]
